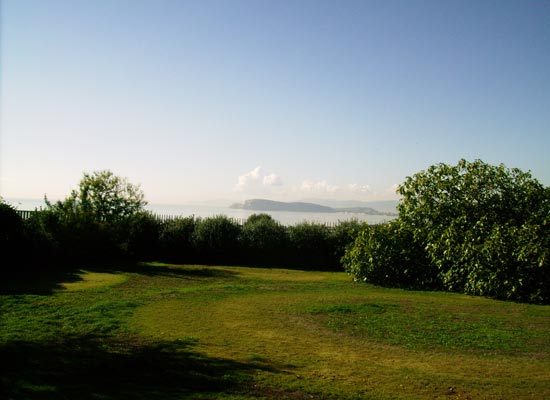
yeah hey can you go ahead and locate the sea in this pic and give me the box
[4,198,396,226]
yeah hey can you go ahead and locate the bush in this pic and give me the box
[1,200,26,275]
[397,159,549,302]
[288,222,335,270]
[330,219,367,263]
[344,159,549,303]
[342,221,435,289]
[25,170,150,267]
[158,217,197,262]
[435,217,549,302]
[125,212,161,261]
[240,214,288,266]
[192,216,242,264]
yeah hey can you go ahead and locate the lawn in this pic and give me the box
[1,263,549,399]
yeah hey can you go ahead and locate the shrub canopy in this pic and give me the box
[344,159,550,303]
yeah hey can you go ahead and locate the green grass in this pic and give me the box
[1,263,549,399]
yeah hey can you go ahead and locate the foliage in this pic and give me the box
[0,199,26,274]
[345,159,549,303]
[288,222,334,269]
[240,214,288,266]
[158,216,197,262]
[192,215,242,264]
[342,221,435,289]
[124,211,161,261]
[24,171,148,267]
[397,159,549,302]
[46,170,146,223]
[329,219,367,261]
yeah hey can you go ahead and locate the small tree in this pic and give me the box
[47,170,147,223]
[40,170,148,264]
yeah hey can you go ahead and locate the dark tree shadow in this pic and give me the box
[0,263,240,296]
[0,335,277,400]
[0,269,86,295]
[102,262,241,280]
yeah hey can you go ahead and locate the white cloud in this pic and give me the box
[347,183,372,194]
[235,166,283,192]
[263,173,282,186]
[300,180,339,193]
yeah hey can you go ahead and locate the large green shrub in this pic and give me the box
[330,219,367,263]
[125,211,161,261]
[288,222,334,270]
[27,170,149,266]
[22,208,60,268]
[1,200,26,275]
[344,159,548,303]
[342,221,435,289]
[192,216,242,264]
[158,216,197,262]
[397,159,549,302]
[240,214,288,266]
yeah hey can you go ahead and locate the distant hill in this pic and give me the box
[300,198,399,214]
[230,199,397,215]
[230,199,333,213]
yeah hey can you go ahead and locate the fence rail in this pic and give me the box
[15,210,35,220]
[14,210,343,228]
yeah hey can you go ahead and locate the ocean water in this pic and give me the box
[4,198,395,226]
[145,204,395,225]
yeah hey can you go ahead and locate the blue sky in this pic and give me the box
[1,0,549,204]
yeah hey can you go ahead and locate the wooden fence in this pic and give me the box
[14,210,342,228]
[14,210,35,220]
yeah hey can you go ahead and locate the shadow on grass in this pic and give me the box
[0,263,240,296]
[0,335,276,400]
[0,269,86,295]
[104,262,240,280]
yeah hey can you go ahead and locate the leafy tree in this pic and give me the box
[37,170,148,265]
[397,159,549,302]
[46,170,146,223]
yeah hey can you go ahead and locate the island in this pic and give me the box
[229,199,397,216]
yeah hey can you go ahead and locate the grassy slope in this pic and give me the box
[1,263,548,399]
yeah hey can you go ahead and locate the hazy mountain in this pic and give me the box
[230,199,397,215]
[230,199,334,213]
[300,198,399,214]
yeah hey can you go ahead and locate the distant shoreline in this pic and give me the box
[230,199,398,216]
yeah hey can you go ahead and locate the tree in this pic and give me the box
[46,170,147,223]
[38,170,148,265]
[397,159,549,302]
